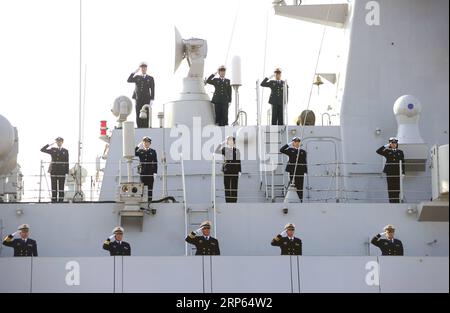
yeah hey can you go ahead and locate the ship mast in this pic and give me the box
[73,0,84,201]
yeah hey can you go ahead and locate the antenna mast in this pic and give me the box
[74,0,84,201]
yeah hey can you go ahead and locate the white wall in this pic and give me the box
[0,256,447,293]
[340,0,449,199]
[0,203,447,257]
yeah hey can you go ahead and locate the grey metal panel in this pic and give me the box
[303,140,338,203]
[31,257,114,293]
[379,257,449,293]
[211,256,292,293]
[0,203,187,257]
[291,256,300,293]
[418,201,449,222]
[299,256,379,293]
[215,203,450,257]
[0,203,448,257]
[114,256,123,293]
[0,257,31,293]
[122,256,204,293]
[203,256,213,293]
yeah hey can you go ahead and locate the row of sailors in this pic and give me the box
[128,63,287,128]
[3,223,404,257]
[135,136,404,204]
[40,136,405,205]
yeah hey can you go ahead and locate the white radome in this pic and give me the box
[393,95,425,144]
[393,95,422,118]
[0,114,15,157]
[112,96,133,118]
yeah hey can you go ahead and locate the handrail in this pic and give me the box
[335,161,340,203]
[212,153,217,238]
[231,110,248,127]
[321,113,331,126]
[399,160,404,203]
[38,160,44,202]
[33,160,435,175]
[181,153,188,256]
[271,160,275,202]
[283,80,288,126]
[35,160,433,166]
[161,152,168,198]
[15,159,433,204]
[118,158,122,185]
[256,80,261,126]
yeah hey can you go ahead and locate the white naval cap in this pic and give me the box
[389,137,399,143]
[284,223,295,231]
[200,220,212,229]
[112,226,124,234]
[383,224,396,231]
[17,224,30,231]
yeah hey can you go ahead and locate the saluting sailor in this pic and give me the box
[371,224,404,256]
[207,65,232,126]
[102,226,131,256]
[41,137,69,202]
[135,136,158,203]
[280,137,308,202]
[376,137,405,203]
[260,68,288,126]
[185,221,220,255]
[271,223,302,255]
[2,224,38,257]
[215,136,242,203]
[127,62,155,128]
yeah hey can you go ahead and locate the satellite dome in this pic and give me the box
[0,115,15,157]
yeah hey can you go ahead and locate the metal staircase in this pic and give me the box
[260,126,288,202]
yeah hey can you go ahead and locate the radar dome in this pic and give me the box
[0,115,15,157]
[393,95,424,144]
[393,95,422,118]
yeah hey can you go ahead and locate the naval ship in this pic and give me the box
[0,0,448,293]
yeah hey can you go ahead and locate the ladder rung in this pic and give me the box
[265,141,282,144]
[187,208,210,213]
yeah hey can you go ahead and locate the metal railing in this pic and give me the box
[321,113,331,126]
[231,110,248,126]
[212,154,217,238]
[210,159,431,204]
[181,154,188,256]
[5,158,431,205]
[19,159,187,203]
